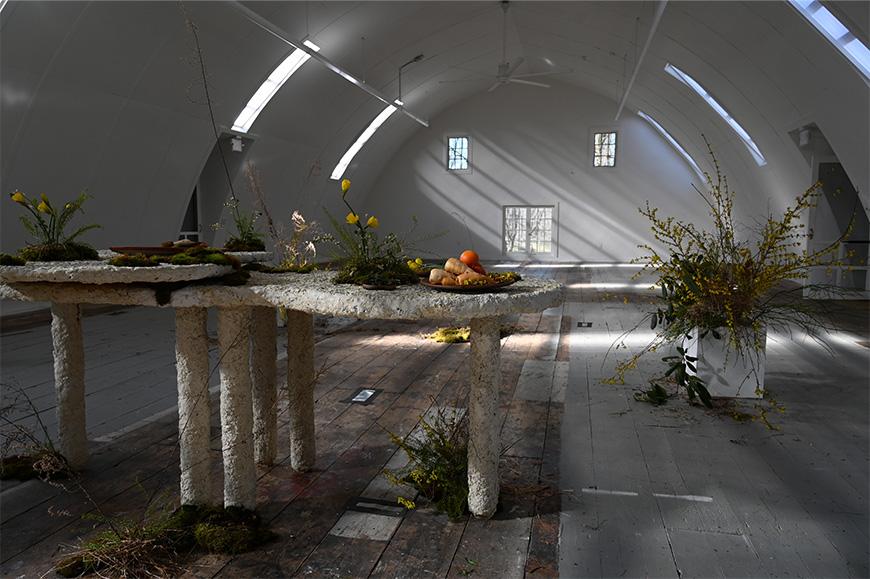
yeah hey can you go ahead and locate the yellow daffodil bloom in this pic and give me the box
[37,201,50,214]
[366,216,379,228]
[10,191,25,204]
[346,212,359,225]
[341,179,351,193]
[40,193,50,204]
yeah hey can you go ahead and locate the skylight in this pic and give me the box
[330,103,398,180]
[231,39,320,134]
[637,111,705,181]
[664,63,767,167]
[788,0,870,81]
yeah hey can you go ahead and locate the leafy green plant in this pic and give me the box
[325,179,417,287]
[107,253,161,267]
[385,404,469,520]
[8,191,100,261]
[609,139,850,406]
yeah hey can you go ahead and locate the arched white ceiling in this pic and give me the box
[1,0,867,251]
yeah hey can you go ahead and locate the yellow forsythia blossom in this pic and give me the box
[345,212,359,225]
[366,216,379,228]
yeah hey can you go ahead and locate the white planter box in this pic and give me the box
[683,328,766,399]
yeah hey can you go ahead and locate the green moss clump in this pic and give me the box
[425,325,516,344]
[167,253,198,266]
[426,327,471,343]
[55,505,275,577]
[0,451,70,481]
[243,262,316,274]
[224,237,266,251]
[333,256,418,287]
[18,242,98,262]
[108,253,161,267]
[0,253,26,266]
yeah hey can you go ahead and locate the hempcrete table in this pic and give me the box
[0,269,563,517]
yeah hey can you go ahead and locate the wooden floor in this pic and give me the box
[1,269,868,578]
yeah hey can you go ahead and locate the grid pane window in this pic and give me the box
[593,131,617,167]
[448,136,469,171]
[503,205,555,256]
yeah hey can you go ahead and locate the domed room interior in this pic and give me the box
[0,1,868,577]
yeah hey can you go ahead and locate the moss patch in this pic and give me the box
[55,505,275,577]
[0,253,26,266]
[0,451,70,481]
[424,325,517,344]
[18,242,98,262]
[107,253,161,267]
[224,237,266,251]
[243,262,316,274]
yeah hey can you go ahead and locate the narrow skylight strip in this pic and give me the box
[231,39,320,133]
[637,111,705,181]
[330,104,398,180]
[788,0,870,81]
[664,63,767,166]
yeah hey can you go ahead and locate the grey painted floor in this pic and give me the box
[558,280,869,578]
[1,269,868,578]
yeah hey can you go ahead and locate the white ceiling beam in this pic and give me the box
[614,0,668,121]
[229,1,430,128]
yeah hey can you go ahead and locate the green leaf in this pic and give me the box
[64,223,100,243]
[711,329,722,340]
[696,383,713,408]
[650,315,657,330]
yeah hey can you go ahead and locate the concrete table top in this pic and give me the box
[0,270,564,320]
[0,261,234,284]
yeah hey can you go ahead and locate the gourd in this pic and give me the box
[444,257,468,275]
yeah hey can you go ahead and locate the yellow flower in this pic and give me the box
[40,193,50,205]
[65,203,73,210]
[345,212,359,225]
[10,191,25,204]
[341,179,351,193]
[366,216,379,228]
[37,201,50,214]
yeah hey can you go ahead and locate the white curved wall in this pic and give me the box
[0,1,866,261]
[362,81,740,262]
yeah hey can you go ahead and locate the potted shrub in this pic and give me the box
[7,191,100,261]
[612,144,850,405]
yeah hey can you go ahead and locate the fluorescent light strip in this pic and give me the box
[664,63,766,166]
[330,104,398,180]
[0,0,8,13]
[788,0,870,81]
[637,111,705,180]
[231,40,320,133]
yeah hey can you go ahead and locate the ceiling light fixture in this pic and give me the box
[664,63,766,166]
[637,111,705,181]
[231,39,320,133]
[330,104,398,180]
[788,0,870,80]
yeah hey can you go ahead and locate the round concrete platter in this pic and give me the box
[0,261,234,284]
[224,251,273,263]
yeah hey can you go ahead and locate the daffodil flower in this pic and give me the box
[341,179,351,194]
[37,201,51,213]
[10,191,26,204]
[366,216,379,229]
[346,212,359,225]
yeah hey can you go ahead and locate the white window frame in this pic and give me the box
[446,135,472,173]
[503,205,556,258]
[592,131,618,168]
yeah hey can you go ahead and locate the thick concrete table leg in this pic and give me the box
[175,307,212,505]
[217,307,257,509]
[467,315,501,518]
[286,309,315,471]
[52,303,88,469]
[250,306,277,465]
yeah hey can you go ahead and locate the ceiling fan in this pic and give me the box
[442,1,572,92]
